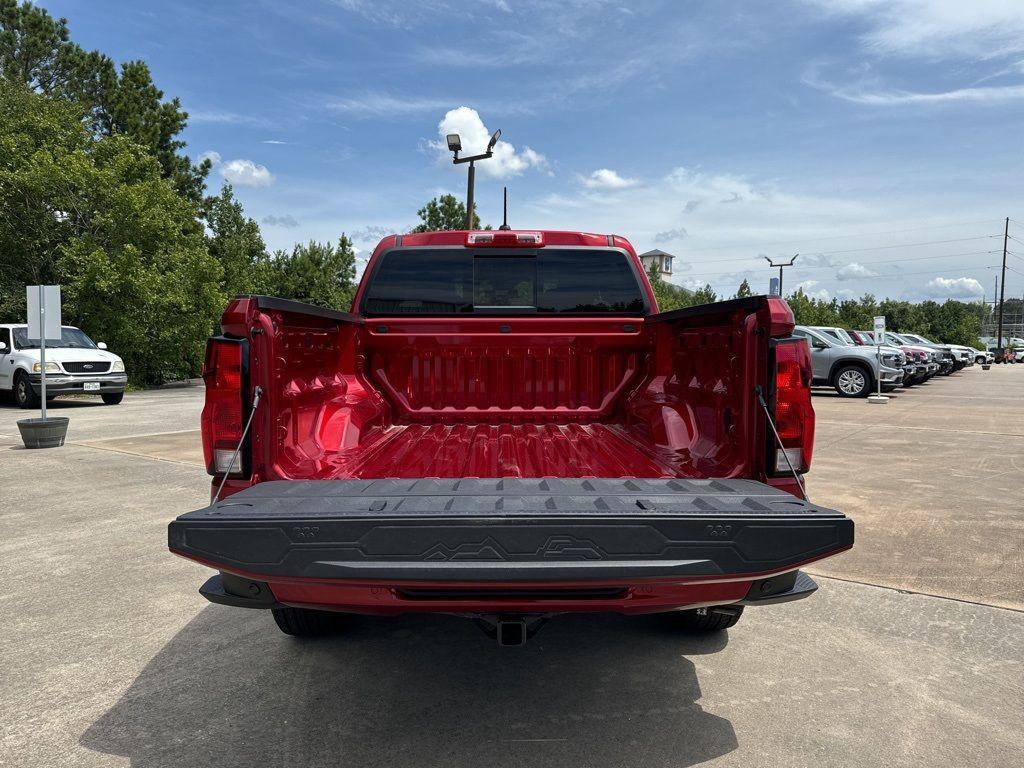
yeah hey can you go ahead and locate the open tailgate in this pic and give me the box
[169,478,852,582]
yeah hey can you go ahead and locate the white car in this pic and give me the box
[0,324,128,408]
[980,336,1024,363]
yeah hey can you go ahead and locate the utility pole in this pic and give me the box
[465,161,476,230]
[764,254,799,295]
[997,217,1008,348]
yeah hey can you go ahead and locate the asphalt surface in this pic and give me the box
[1,368,1022,767]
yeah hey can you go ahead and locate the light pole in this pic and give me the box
[764,254,799,295]
[447,129,501,230]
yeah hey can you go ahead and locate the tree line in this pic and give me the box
[648,265,1000,349]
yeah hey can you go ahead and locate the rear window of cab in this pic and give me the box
[363,248,647,315]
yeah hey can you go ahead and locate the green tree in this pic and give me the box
[412,194,482,232]
[205,184,272,298]
[692,283,718,305]
[0,83,225,383]
[646,262,694,311]
[837,293,877,331]
[0,0,209,200]
[734,279,753,298]
[268,236,357,311]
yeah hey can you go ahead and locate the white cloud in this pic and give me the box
[793,279,831,301]
[348,225,392,243]
[809,78,1024,106]
[329,0,448,26]
[836,262,878,280]
[221,159,275,188]
[803,0,1024,59]
[261,140,288,145]
[189,110,274,128]
[924,276,985,298]
[201,151,275,188]
[579,168,638,190]
[518,163,995,302]
[432,107,549,179]
[329,94,461,117]
[262,214,299,228]
[801,253,844,268]
[801,3,1024,108]
[654,227,688,243]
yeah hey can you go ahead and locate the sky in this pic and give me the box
[44,0,1024,302]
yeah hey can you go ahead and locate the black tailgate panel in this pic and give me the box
[169,478,852,581]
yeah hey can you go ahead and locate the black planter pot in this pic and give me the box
[17,417,69,449]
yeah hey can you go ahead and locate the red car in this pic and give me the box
[168,229,852,645]
[847,329,937,383]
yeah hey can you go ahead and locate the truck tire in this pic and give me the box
[271,606,344,637]
[14,372,39,409]
[833,364,870,397]
[101,392,124,405]
[672,606,743,632]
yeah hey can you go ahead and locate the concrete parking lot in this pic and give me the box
[1,368,1022,767]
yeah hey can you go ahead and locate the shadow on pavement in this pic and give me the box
[81,607,737,768]
[0,398,106,410]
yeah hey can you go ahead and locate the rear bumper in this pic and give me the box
[169,478,852,614]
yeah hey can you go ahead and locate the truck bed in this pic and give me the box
[323,422,682,479]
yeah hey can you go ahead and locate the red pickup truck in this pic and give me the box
[169,229,852,646]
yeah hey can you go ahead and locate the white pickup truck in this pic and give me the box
[0,324,128,407]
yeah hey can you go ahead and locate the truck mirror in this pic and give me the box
[0,341,7,352]
[97,341,108,350]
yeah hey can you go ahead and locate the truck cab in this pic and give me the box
[168,230,852,644]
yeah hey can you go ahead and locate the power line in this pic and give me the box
[682,249,998,278]
[799,235,995,257]
[672,217,1002,255]
[680,235,996,266]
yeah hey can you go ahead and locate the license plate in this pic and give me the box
[84,382,100,391]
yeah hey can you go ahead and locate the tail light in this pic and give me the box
[771,338,815,474]
[201,337,248,477]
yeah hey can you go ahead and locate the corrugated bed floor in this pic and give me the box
[326,422,682,479]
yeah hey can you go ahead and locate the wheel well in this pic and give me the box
[828,359,874,385]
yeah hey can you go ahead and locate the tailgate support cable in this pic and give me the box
[213,385,263,504]
[755,385,808,501]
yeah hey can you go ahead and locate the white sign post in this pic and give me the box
[26,285,62,420]
[868,315,888,404]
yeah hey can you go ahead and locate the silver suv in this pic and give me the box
[793,325,904,397]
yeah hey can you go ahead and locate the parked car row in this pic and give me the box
[792,325,980,398]
[979,336,1024,364]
